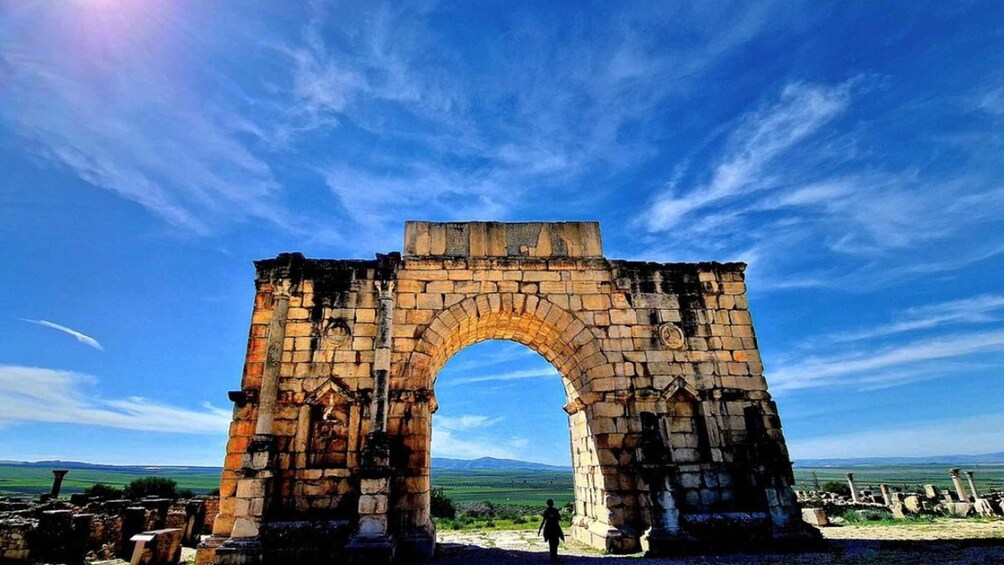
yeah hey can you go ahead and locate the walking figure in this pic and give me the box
[537,498,564,562]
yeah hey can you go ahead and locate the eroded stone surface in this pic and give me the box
[211,221,810,558]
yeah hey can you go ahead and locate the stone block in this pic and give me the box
[415,293,443,310]
[357,515,388,536]
[903,495,924,513]
[358,495,388,515]
[582,294,612,310]
[947,502,974,517]
[143,528,183,564]
[975,499,1000,517]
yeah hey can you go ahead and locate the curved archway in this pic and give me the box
[210,223,811,564]
[393,293,629,551]
[408,293,607,398]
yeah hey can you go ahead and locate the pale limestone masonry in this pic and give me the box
[0,495,215,564]
[204,221,813,564]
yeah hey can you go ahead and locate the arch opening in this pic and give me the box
[390,294,624,552]
[430,340,574,529]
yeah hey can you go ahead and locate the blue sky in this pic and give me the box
[1,1,1003,467]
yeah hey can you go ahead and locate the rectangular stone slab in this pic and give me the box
[404,221,603,258]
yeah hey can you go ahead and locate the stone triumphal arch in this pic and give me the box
[199,221,812,564]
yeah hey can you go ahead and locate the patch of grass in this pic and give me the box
[432,499,574,532]
[837,508,938,526]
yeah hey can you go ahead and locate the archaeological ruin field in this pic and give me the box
[5,462,1004,507]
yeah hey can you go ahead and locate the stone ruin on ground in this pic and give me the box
[796,468,1004,525]
[198,221,817,564]
[0,470,218,565]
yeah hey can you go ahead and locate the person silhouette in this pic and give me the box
[537,498,564,562]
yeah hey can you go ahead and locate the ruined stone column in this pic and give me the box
[50,470,69,498]
[254,293,290,436]
[348,279,398,564]
[370,281,394,434]
[229,289,289,540]
[948,469,968,502]
[965,471,980,500]
[846,473,859,503]
[879,484,892,507]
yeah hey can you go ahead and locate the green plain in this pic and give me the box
[4,463,1003,503]
[0,464,221,497]
[431,469,574,507]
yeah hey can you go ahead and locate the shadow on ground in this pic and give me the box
[431,538,1004,564]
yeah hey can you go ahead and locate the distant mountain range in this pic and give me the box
[0,457,571,473]
[5,451,1003,473]
[794,451,1004,467]
[431,457,571,471]
[0,460,220,472]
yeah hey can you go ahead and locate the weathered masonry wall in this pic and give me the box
[205,221,813,564]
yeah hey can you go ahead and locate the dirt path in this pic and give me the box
[433,520,1004,564]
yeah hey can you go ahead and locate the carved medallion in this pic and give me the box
[658,323,686,349]
[322,318,352,348]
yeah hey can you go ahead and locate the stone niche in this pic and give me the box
[302,379,355,469]
[201,221,817,565]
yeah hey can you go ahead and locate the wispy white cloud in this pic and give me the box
[21,319,104,351]
[431,413,541,461]
[445,343,541,373]
[0,365,230,434]
[635,77,1004,292]
[0,3,301,236]
[431,429,521,461]
[645,80,854,231]
[976,86,1004,117]
[441,368,558,387]
[273,2,786,252]
[788,411,1004,459]
[769,329,1004,392]
[509,437,530,449]
[434,414,504,431]
[823,294,1004,344]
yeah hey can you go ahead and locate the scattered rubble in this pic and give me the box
[796,469,1004,526]
[0,472,219,564]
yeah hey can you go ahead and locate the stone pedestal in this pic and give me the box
[641,525,690,556]
[194,535,227,565]
[213,537,264,565]
[35,509,80,565]
[345,535,395,565]
[640,474,684,555]
[801,508,828,527]
[396,523,436,560]
[230,435,276,539]
[346,432,397,565]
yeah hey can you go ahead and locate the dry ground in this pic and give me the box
[433,519,1004,564]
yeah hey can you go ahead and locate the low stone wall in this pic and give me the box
[0,495,216,563]
[202,497,220,533]
[0,520,33,561]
